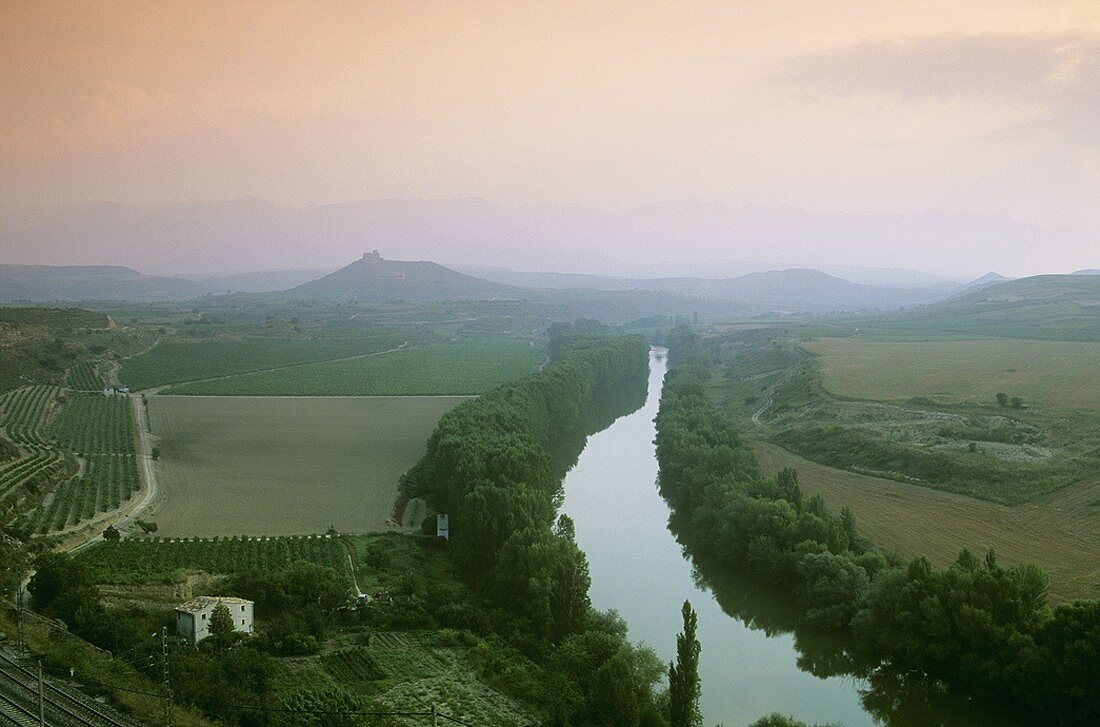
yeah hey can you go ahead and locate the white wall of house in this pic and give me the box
[175,597,254,646]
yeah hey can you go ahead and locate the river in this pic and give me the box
[562,348,875,726]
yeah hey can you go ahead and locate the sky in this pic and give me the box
[2,1,1099,275]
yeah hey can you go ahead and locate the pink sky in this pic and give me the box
[2,1,1098,272]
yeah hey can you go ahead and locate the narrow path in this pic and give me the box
[105,335,162,388]
[742,368,785,382]
[751,394,772,426]
[346,551,364,596]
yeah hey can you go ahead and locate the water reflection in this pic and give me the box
[563,348,1033,726]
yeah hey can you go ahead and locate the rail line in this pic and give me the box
[0,651,134,727]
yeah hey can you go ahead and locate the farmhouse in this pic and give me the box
[175,595,254,645]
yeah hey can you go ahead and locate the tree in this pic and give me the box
[668,600,702,727]
[208,603,235,646]
[1011,396,1024,409]
[103,525,120,541]
[996,392,1009,407]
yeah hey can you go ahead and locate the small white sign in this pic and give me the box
[436,513,449,540]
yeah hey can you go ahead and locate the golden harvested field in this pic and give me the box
[802,338,1100,408]
[147,395,467,536]
[753,442,1100,602]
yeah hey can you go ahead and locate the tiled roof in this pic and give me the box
[175,595,253,614]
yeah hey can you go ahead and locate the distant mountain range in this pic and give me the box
[0,264,336,302]
[183,268,335,294]
[0,265,209,303]
[461,266,954,311]
[0,197,1074,280]
[4,255,1094,322]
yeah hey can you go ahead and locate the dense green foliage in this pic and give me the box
[164,335,542,396]
[29,549,368,725]
[655,359,1100,724]
[668,601,701,727]
[747,716,838,727]
[400,330,669,724]
[771,423,1087,504]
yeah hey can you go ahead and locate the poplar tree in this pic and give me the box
[669,599,702,727]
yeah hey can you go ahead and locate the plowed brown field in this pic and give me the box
[147,395,467,536]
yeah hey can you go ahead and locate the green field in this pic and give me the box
[802,338,1100,408]
[147,395,467,535]
[162,335,543,396]
[76,533,353,584]
[120,332,415,390]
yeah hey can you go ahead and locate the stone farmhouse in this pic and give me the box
[175,595,254,646]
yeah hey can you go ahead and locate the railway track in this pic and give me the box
[0,651,136,727]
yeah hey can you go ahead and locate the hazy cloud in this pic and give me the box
[776,32,1100,140]
[1,81,178,156]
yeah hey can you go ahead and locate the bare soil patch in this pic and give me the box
[147,396,467,536]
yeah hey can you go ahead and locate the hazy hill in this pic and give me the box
[462,266,950,312]
[881,275,1100,341]
[967,272,1011,287]
[1,197,1067,279]
[183,268,335,294]
[1072,269,1100,275]
[650,268,944,311]
[0,265,209,302]
[942,274,1100,307]
[288,252,521,302]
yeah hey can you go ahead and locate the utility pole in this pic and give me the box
[15,560,25,657]
[161,626,172,727]
[430,703,438,727]
[37,661,44,727]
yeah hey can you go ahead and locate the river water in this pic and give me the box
[562,348,875,726]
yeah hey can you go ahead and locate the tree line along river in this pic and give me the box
[561,348,1020,726]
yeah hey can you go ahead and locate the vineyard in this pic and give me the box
[65,361,104,391]
[118,333,413,390]
[0,384,142,534]
[75,534,354,583]
[0,385,61,447]
[0,386,77,520]
[163,335,543,396]
[48,394,136,454]
[319,648,387,683]
[22,454,141,533]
